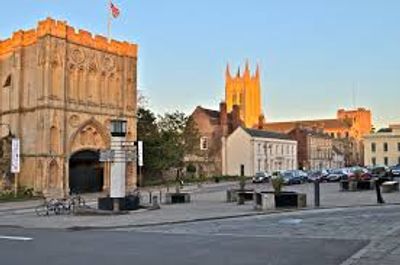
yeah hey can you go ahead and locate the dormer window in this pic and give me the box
[3,74,11,88]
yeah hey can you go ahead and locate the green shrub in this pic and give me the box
[271,175,284,194]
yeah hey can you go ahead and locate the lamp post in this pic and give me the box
[109,119,127,212]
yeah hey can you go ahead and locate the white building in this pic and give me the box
[222,127,297,176]
[364,124,400,167]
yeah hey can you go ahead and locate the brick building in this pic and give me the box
[187,103,242,176]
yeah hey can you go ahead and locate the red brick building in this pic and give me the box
[187,103,242,176]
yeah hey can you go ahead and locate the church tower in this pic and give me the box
[225,61,262,128]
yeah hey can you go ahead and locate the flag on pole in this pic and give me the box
[110,2,120,18]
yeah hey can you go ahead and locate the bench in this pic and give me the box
[226,189,254,202]
[165,192,191,204]
[381,181,399,193]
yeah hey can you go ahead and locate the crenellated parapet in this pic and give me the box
[0,17,138,57]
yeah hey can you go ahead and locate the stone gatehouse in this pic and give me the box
[0,18,138,196]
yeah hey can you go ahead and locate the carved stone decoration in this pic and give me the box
[48,159,59,189]
[69,118,110,154]
[103,56,115,72]
[71,49,85,65]
[50,126,60,154]
[69,115,80,128]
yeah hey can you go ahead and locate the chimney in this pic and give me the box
[232,104,242,130]
[258,114,265,129]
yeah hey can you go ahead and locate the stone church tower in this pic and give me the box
[225,61,262,128]
[0,18,138,196]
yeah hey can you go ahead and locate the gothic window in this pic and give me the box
[48,160,59,189]
[50,126,59,154]
[371,143,376,152]
[3,74,11,87]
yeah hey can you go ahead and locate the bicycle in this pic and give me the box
[35,198,68,216]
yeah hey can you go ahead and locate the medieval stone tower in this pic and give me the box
[225,61,262,128]
[0,18,138,196]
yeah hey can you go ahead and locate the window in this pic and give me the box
[398,157,400,165]
[345,132,349,138]
[384,157,389,166]
[371,143,376,152]
[384,143,388,152]
[258,159,261,172]
[331,133,335,138]
[258,143,261,154]
[110,120,127,137]
[372,157,376,166]
[398,143,400,152]
[200,136,208,150]
[2,74,11,87]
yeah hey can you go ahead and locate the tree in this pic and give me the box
[137,108,200,183]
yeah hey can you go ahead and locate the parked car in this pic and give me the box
[282,171,302,185]
[370,165,392,181]
[252,172,271,183]
[351,167,373,180]
[326,168,353,182]
[297,170,309,182]
[308,169,329,182]
[390,165,400,177]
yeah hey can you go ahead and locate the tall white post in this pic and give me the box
[107,0,112,41]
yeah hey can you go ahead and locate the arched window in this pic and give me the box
[48,160,59,189]
[3,74,11,87]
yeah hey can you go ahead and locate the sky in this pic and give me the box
[1,0,399,128]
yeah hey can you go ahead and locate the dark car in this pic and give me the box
[308,169,330,182]
[370,165,392,181]
[390,165,400,177]
[326,168,353,182]
[282,171,302,185]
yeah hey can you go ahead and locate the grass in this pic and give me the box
[0,189,40,203]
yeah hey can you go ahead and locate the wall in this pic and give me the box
[225,128,252,176]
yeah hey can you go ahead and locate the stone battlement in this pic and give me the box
[0,17,138,57]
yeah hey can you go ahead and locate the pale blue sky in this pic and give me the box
[1,1,399,128]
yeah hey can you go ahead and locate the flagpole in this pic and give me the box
[107,0,112,41]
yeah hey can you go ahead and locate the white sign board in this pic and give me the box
[138,141,143,166]
[11,138,20,173]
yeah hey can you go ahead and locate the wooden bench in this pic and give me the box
[381,181,399,193]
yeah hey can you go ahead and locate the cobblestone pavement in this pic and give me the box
[120,206,400,265]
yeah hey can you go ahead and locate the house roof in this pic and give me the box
[196,106,220,119]
[289,127,332,139]
[243,127,293,140]
[263,118,351,133]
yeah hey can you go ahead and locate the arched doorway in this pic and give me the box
[69,150,104,194]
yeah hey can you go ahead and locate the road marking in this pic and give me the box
[0,236,33,241]
[278,218,303,225]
